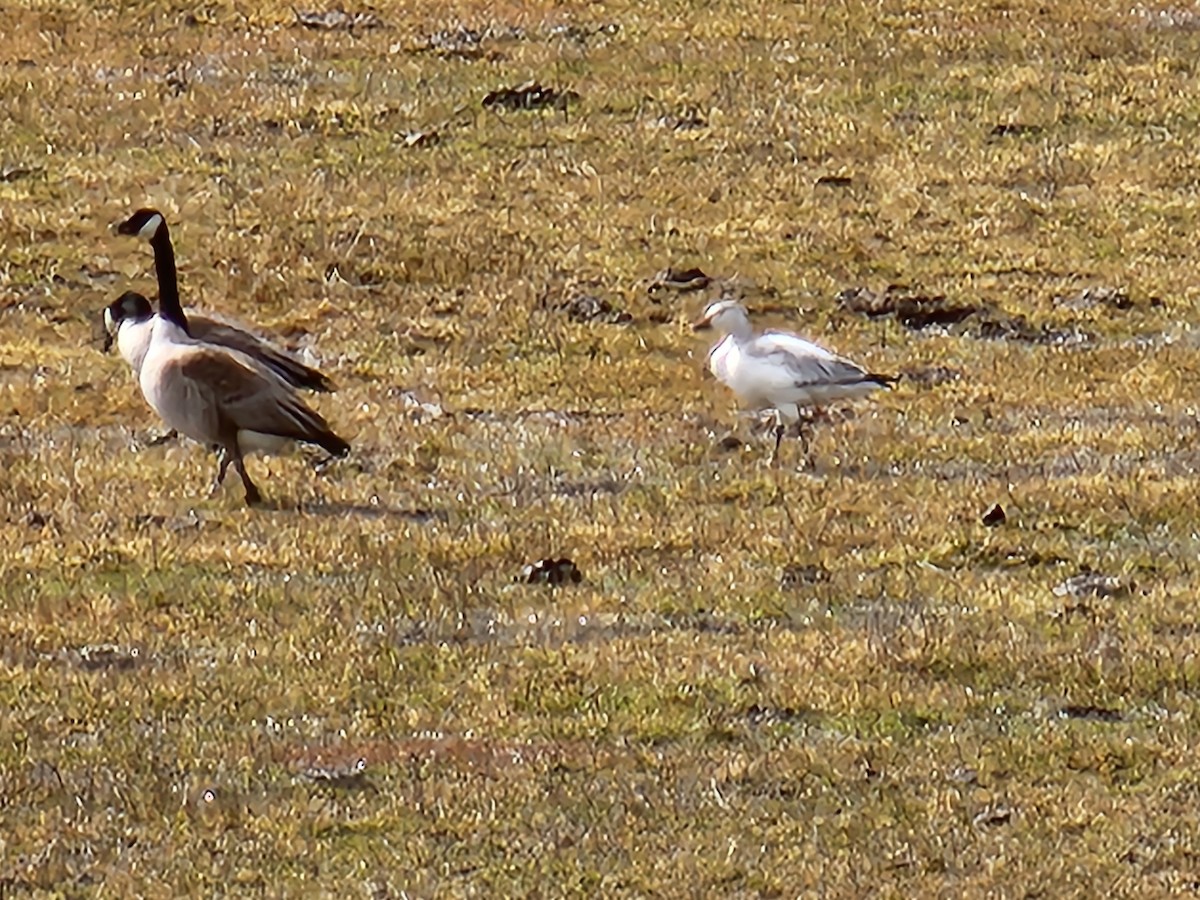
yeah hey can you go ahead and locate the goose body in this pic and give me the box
[694,299,896,462]
[111,208,350,505]
[134,299,349,505]
[140,314,346,463]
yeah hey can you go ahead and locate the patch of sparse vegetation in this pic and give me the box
[4,0,1200,893]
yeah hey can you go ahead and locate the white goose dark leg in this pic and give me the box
[769,409,786,466]
[797,409,818,468]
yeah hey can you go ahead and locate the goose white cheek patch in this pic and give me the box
[138,213,163,240]
[103,308,115,333]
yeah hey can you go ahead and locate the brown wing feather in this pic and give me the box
[188,313,336,393]
[176,351,348,454]
[176,350,266,402]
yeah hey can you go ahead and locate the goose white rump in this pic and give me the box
[694,299,897,462]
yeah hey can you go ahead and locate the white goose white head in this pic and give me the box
[693,299,752,337]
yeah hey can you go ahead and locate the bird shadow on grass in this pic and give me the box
[256,498,448,523]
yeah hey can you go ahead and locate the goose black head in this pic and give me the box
[101,291,154,352]
[117,208,166,241]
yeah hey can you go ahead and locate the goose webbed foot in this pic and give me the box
[143,428,179,449]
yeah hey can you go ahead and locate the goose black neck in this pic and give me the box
[150,223,189,334]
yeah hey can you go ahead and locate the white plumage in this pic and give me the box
[694,299,896,462]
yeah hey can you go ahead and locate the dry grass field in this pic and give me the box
[5,0,1200,894]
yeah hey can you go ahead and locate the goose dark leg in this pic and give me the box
[209,449,231,498]
[212,424,261,506]
[769,411,786,466]
[231,452,263,506]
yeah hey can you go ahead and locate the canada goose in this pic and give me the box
[102,291,159,380]
[693,299,897,463]
[111,208,336,393]
[131,285,350,505]
[98,290,180,446]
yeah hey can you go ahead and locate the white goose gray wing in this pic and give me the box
[745,331,881,390]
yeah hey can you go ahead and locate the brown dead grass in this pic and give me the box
[4,0,1200,895]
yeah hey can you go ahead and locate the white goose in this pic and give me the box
[693,299,897,463]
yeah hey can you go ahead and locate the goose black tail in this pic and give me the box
[280,395,351,457]
[318,431,351,457]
